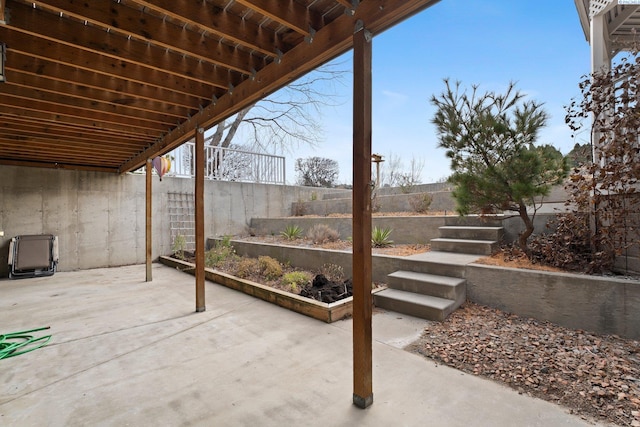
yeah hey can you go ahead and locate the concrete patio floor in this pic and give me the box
[0,264,605,426]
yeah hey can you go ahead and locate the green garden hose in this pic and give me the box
[0,326,51,360]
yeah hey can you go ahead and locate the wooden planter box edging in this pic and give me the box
[159,255,384,323]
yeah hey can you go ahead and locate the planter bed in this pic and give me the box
[159,256,384,323]
[206,239,640,339]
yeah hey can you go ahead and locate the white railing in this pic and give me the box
[169,143,286,185]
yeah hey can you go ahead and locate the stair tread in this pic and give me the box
[431,238,497,244]
[376,288,455,309]
[439,226,503,230]
[388,270,465,287]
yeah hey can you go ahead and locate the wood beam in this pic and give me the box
[352,24,373,409]
[5,77,186,123]
[0,158,119,173]
[119,0,441,173]
[335,0,354,9]
[0,106,160,140]
[132,0,286,57]
[195,127,206,313]
[0,137,143,155]
[146,158,153,282]
[30,0,267,71]
[7,51,206,110]
[235,0,316,36]
[0,93,170,133]
[0,120,154,146]
[0,27,225,98]
[4,2,250,83]
[7,70,192,119]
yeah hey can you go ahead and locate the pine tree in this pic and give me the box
[431,79,568,255]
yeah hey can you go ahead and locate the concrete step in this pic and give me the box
[430,238,498,255]
[374,288,461,322]
[402,257,469,278]
[444,216,503,227]
[439,226,504,241]
[386,270,465,301]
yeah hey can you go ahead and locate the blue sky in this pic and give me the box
[281,0,591,185]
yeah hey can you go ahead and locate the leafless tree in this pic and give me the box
[378,152,425,189]
[208,61,347,154]
[295,157,339,187]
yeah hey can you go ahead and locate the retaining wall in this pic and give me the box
[466,264,640,339]
[250,216,447,244]
[292,191,457,216]
[0,166,327,276]
[208,239,467,283]
[212,239,640,339]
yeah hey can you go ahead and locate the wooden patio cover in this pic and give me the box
[0,0,441,408]
[0,0,439,173]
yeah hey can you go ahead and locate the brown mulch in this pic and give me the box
[406,302,640,426]
[238,235,431,257]
[302,211,450,218]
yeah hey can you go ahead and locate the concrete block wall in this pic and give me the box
[250,216,446,244]
[466,264,640,339]
[0,166,327,277]
[293,190,457,216]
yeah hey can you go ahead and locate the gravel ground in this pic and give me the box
[406,302,640,426]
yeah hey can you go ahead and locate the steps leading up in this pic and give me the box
[386,270,465,301]
[430,238,498,256]
[444,215,504,227]
[430,219,505,256]
[438,225,504,241]
[374,289,460,322]
[374,270,466,322]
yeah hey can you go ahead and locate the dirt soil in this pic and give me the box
[238,235,431,257]
[407,302,640,427]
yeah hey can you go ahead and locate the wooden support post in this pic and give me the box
[195,127,206,312]
[145,158,152,282]
[352,24,373,409]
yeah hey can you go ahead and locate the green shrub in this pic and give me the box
[258,256,283,280]
[281,271,312,293]
[372,226,393,247]
[204,237,236,268]
[219,235,232,248]
[205,245,236,268]
[280,224,303,240]
[172,234,186,260]
[307,223,340,244]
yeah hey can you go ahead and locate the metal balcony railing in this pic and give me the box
[168,142,285,185]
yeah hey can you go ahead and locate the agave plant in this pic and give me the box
[371,226,393,248]
[280,224,303,240]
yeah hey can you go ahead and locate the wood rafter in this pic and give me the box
[0,0,440,173]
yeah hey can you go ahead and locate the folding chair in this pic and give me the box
[8,234,59,279]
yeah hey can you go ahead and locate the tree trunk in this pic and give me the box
[517,201,534,257]
[221,105,253,148]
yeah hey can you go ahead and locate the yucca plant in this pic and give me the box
[280,224,303,240]
[371,226,393,248]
